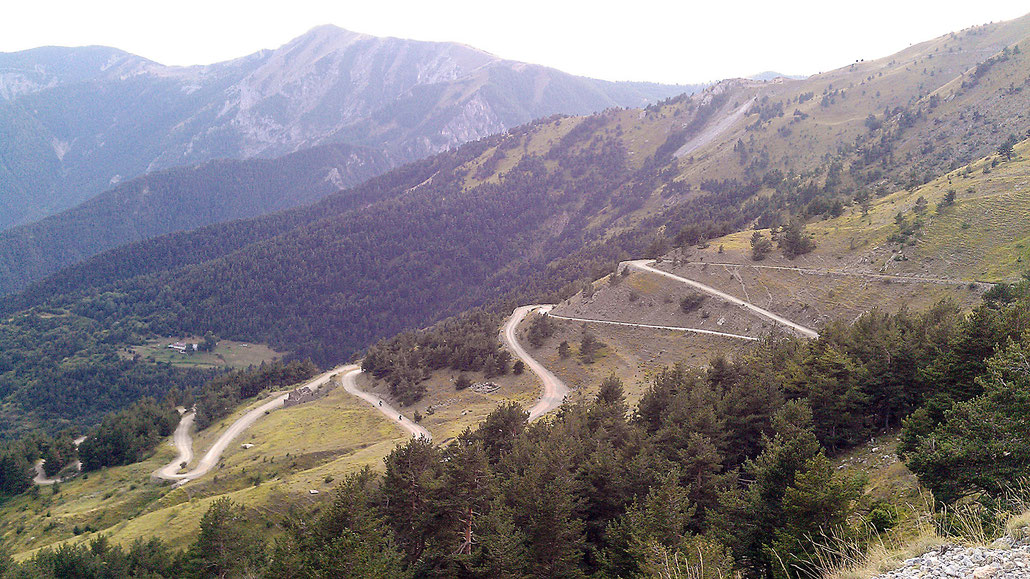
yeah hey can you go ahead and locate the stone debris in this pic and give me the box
[471,382,499,394]
[872,540,1030,579]
[283,379,338,408]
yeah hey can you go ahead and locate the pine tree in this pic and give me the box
[777,218,816,258]
[186,498,262,578]
[381,437,445,563]
[473,501,530,579]
[444,430,492,560]
[502,433,586,578]
[558,341,571,359]
[725,400,822,576]
[768,453,862,577]
[475,402,529,464]
[750,231,773,261]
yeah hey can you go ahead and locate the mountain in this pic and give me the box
[2,13,1029,435]
[0,25,697,230]
[0,142,391,295]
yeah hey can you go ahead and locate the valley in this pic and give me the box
[1,10,1030,579]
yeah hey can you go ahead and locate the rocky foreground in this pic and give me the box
[872,539,1030,578]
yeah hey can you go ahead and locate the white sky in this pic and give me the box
[2,1,1028,84]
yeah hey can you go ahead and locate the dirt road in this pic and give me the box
[501,305,570,421]
[33,461,62,485]
[676,260,991,287]
[340,366,431,440]
[627,259,820,339]
[547,312,759,341]
[153,366,348,483]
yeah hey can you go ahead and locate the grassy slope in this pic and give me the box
[3,382,409,558]
[694,138,1030,285]
[356,365,539,445]
[124,338,282,370]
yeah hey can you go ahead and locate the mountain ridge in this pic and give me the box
[0,25,696,230]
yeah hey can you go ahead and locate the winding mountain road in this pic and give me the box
[33,461,63,485]
[150,257,816,480]
[501,305,570,421]
[626,260,820,339]
[341,366,431,440]
[153,365,349,483]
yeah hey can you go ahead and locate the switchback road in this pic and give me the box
[154,366,348,483]
[626,260,820,339]
[501,305,570,421]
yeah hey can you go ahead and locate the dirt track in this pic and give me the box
[341,366,431,440]
[153,366,349,483]
[547,312,759,341]
[501,305,570,421]
[627,260,820,338]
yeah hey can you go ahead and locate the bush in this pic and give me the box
[867,503,898,533]
[680,293,707,313]
[455,374,471,391]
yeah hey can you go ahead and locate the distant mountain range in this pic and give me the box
[0,25,698,230]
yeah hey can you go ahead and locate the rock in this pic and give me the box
[872,544,1030,579]
[972,565,998,578]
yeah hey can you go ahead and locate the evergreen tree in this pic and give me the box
[501,432,586,578]
[443,429,492,562]
[186,498,262,578]
[558,341,571,359]
[777,218,816,258]
[905,338,1030,503]
[579,331,600,364]
[750,231,773,261]
[725,400,821,576]
[473,501,530,579]
[381,436,445,563]
[475,402,529,464]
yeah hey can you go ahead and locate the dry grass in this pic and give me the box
[819,490,1030,579]
[355,361,539,445]
[5,378,410,559]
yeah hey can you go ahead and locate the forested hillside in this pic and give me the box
[6,280,1030,577]
[0,142,391,295]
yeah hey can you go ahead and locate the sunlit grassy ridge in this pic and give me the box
[3,384,408,558]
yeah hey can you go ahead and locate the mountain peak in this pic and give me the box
[293,24,371,46]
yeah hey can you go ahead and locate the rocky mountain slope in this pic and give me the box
[0,25,695,230]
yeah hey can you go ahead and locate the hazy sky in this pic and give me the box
[3,1,1028,84]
